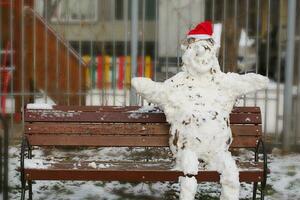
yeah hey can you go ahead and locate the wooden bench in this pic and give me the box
[21,106,268,200]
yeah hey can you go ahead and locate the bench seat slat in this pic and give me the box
[27,135,258,148]
[25,160,264,171]
[25,123,262,136]
[25,111,261,124]
[24,161,264,182]
[24,169,263,182]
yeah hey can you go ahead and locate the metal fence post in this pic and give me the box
[0,114,9,200]
[283,0,296,151]
[130,0,139,105]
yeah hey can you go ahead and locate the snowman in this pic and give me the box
[131,21,268,200]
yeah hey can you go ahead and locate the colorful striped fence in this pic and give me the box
[83,55,153,90]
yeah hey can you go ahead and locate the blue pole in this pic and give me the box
[283,0,296,151]
[130,0,139,105]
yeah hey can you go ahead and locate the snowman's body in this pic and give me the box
[165,72,235,160]
[132,39,268,200]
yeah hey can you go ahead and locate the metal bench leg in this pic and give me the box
[26,139,32,159]
[252,182,258,200]
[260,190,265,200]
[252,182,266,200]
[21,187,26,200]
[260,181,265,200]
[20,137,28,200]
[28,180,33,200]
[254,139,268,200]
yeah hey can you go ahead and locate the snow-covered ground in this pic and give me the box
[266,153,300,200]
[7,146,300,200]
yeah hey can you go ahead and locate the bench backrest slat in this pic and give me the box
[25,111,261,124]
[51,106,261,113]
[26,134,259,148]
[24,106,262,148]
[25,123,261,137]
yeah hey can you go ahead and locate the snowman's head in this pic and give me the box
[181,38,220,76]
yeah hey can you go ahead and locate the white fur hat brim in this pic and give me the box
[187,34,212,40]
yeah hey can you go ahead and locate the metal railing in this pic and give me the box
[0,0,300,149]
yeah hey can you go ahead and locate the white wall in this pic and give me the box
[158,0,205,57]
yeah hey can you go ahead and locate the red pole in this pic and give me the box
[118,56,125,89]
[1,42,11,114]
[97,56,103,89]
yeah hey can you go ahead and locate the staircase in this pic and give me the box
[1,1,87,114]
[23,7,86,105]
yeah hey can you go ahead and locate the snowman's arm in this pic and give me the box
[225,73,269,95]
[131,77,167,105]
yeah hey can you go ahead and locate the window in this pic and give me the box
[50,0,98,23]
[115,0,156,21]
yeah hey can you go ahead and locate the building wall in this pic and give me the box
[35,0,205,58]
[158,0,205,57]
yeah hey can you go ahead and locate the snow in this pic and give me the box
[26,103,53,110]
[7,144,300,200]
[132,38,268,200]
[128,113,143,119]
[179,176,197,200]
[239,29,255,47]
[129,104,162,113]
[127,104,162,119]
[24,158,54,169]
[34,91,56,106]
[88,162,97,169]
[26,91,56,109]
[86,162,112,169]
[267,154,300,200]
[98,163,111,168]
[176,149,198,175]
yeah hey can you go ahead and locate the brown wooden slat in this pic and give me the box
[24,169,263,182]
[25,123,171,135]
[231,107,260,113]
[27,135,170,147]
[231,125,262,136]
[44,160,264,171]
[24,110,261,124]
[23,160,265,182]
[52,106,141,112]
[230,137,258,148]
[230,113,261,124]
[25,123,261,136]
[47,161,178,170]
[24,111,167,123]
[27,134,258,148]
[51,106,260,113]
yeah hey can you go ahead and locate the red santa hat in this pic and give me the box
[187,21,213,40]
